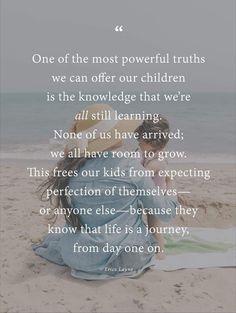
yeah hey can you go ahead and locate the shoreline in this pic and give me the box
[1,158,235,229]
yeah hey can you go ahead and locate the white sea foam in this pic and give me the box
[0,143,235,164]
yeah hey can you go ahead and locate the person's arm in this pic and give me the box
[146,159,175,192]
[144,159,161,173]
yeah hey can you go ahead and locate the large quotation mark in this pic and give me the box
[115,25,123,32]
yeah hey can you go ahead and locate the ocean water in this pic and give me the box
[0,92,235,163]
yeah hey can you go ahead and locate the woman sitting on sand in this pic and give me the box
[33,104,177,280]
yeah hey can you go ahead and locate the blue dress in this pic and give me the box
[33,153,177,280]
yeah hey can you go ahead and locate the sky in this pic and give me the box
[1,0,235,92]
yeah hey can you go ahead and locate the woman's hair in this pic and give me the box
[135,115,170,149]
[38,156,87,227]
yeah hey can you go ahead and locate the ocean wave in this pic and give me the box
[0,143,235,164]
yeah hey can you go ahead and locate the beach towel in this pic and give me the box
[153,227,236,271]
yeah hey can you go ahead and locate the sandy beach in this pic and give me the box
[0,159,235,313]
